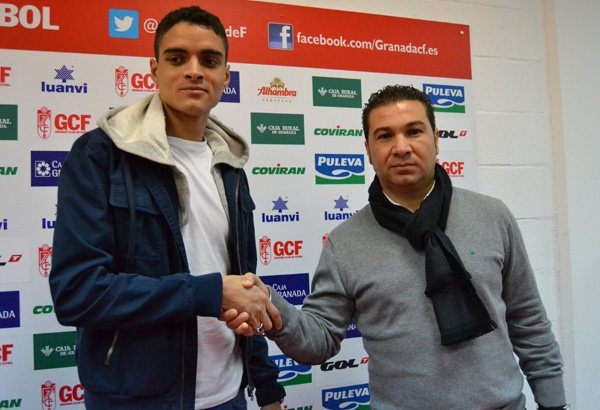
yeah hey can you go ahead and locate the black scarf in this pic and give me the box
[368,163,497,345]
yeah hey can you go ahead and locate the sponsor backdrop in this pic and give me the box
[0,1,476,409]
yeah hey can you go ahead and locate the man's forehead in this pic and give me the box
[370,100,428,122]
[159,23,225,52]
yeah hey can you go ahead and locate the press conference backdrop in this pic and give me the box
[0,1,475,409]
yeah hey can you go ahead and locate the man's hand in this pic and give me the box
[221,273,281,337]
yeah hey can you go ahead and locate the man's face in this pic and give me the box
[150,22,230,123]
[365,100,439,201]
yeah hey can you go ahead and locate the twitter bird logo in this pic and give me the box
[109,9,139,39]
[115,15,134,32]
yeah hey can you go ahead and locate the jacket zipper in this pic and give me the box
[104,330,120,366]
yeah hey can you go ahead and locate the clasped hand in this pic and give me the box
[220,273,281,337]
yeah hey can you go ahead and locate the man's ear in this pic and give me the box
[150,58,159,86]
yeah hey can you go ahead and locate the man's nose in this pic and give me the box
[185,58,203,80]
[391,134,412,156]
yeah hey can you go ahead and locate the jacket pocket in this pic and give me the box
[77,325,181,397]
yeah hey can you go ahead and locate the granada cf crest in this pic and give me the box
[115,66,128,97]
[41,380,56,410]
[37,107,52,139]
[39,244,53,278]
[259,236,272,266]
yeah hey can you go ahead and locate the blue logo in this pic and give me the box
[220,71,240,103]
[31,151,69,187]
[261,197,300,223]
[322,383,370,410]
[325,195,358,221]
[423,84,465,113]
[268,23,294,50]
[261,273,309,306]
[0,291,20,329]
[315,154,365,185]
[109,9,139,39]
[271,354,312,386]
[346,321,362,339]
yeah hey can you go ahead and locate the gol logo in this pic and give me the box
[320,357,368,371]
[37,107,91,138]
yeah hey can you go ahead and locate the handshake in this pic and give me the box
[220,272,281,337]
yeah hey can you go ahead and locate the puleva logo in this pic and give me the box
[0,104,18,141]
[268,23,293,50]
[322,383,370,410]
[109,9,139,39]
[315,154,365,185]
[251,113,304,145]
[313,77,362,108]
[220,71,240,103]
[260,273,309,306]
[423,84,465,113]
[258,77,297,103]
[33,331,77,370]
[31,151,69,187]
[0,291,20,329]
[41,65,88,94]
[324,196,358,222]
[271,354,312,386]
[252,163,306,176]
[314,125,363,137]
[261,197,300,223]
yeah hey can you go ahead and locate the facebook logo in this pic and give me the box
[109,9,139,39]
[268,23,294,50]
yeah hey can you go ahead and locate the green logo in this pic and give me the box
[33,331,77,370]
[251,113,305,145]
[313,77,362,108]
[0,105,18,141]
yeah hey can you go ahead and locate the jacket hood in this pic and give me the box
[97,94,249,168]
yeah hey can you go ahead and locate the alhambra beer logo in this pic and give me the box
[115,66,128,97]
[37,107,52,139]
[39,244,52,278]
[42,380,56,410]
[259,236,272,266]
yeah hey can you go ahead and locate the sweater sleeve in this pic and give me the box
[267,237,355,364]
[500,203,566,408]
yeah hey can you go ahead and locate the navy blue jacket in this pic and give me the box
[50,126,284,409]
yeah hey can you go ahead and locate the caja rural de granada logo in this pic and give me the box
[0,104,18,141]
[423,83,465,113]
[258,236,303,265]
[251,113,305,145]
[0,291,20,329]
[257,77,297,103]
[34,331,77,370]
[31,151,69,187]
[315,154,365,185]
[260,273,309,306]
[221,70,240,103]
[313,77,362,108]
[115,66,159,96]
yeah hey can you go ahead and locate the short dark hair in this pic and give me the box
[362,85,436,140]
[154,6,228,61]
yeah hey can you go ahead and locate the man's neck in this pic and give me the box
[164,111,209,142]
[384,181,435,212]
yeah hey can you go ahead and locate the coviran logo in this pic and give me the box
[322,383,370,410]
[0,167,17,176]
[324,196,359,221]
[258,77,297,103]
[0,398,21,409]
[314,125,363,137]
[315,154,365,185]
[252,163,306,175]
[423,84,465,113]
[271,354,312,386]
[261,197,300,223]
[41,65,88,94]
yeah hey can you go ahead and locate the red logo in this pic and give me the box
[37,107,52,139]
[0,344,13,365]
[322,233,329,247]
[0,66,10,86]
[259,236,272,266]
[115,66,128,97]
[273,240,302,259]
[41,381,56,410]
[131,72,158,92]
[39,244,52,278]
[437,160,465,177]
[59,384,84,405]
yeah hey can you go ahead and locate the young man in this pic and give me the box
[50,6,284,410]
[229,85,568,410]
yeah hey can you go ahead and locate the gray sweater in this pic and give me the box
[268,188,565,409]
